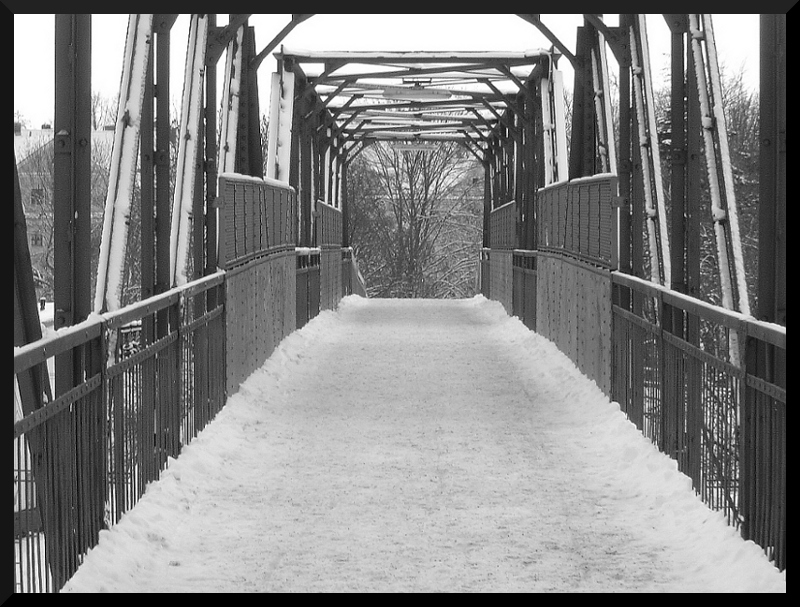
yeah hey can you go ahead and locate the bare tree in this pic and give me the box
[349,141,482,298]
[90,92,118,130]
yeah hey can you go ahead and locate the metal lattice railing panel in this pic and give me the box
[536,175,617,268]
[14,274,226,593]
[610,271,786,570]
[218,175,297,270]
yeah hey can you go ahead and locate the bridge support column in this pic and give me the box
[53,14,92,377]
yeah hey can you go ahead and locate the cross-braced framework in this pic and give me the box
[13,14,785,592]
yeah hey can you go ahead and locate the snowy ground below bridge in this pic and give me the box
[62,296,786,593]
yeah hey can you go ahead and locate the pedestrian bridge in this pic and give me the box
[13,14,785,592]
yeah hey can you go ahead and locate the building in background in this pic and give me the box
[14,123,115,301]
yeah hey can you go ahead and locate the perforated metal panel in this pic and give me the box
[225,251,296,395]
[536,175,617,268]
[536,253,612,395]
[218,175,297,270]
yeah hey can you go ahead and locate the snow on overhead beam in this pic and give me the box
[357,108,487,120]
[331,99,501,113]
[307,63,546,83]
[324,86,517,101]
[350,116,483,126]
[277,48,550,63]
[356,131,473,140]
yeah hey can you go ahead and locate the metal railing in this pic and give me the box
[217,174,298,395]
[611,271,785,570]
[13,272,225,592]
[296,248,321,328]
[317,200,343,247]
[512,250,537,331]
[217,174,297,269]
[536,174,617,268]
[13,174,370,593]
[484,244,786,570]
[489,200,517,249]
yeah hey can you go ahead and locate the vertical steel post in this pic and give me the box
[742,14,786,553]
[299,96,313,247]
[665,17,687,478]
[668,19,687,301]
[52,17,94,585]
[235,22,252,175]
[757,14,786,332]
[53,14,92,389]
[289,71,302,196]
[155,18,174,337]
[514,99,525,247]
[245,27,263,177]
[617,14,632,278]
[666,16,688,356]
[342,162,349,248]
[569,25,596,178]
[684,27,703,488]
[525,85,537,250]
[483,150,492,247]
[141,46,156,342]
[192,104,205,282]
[685,35,702,326]
[493,138,502,209]
[205,13,218,277]
[630,95,644,281]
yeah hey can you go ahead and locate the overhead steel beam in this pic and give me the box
[325,97,494,114]
[515,14,577,67]
[207,13,250,64]
[251,14,314,70]
[458,133,486,163]
[307,59,543,86]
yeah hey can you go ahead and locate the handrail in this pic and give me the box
[217,174,297,269]
[14,270,228,592]
[14,271,227,375]
[316,200,343,247]
[611,271,785,349]
[490,198,516,213]
[14,318,103,375]
[536,173,617,268]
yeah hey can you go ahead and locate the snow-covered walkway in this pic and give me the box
[62,296,785,593]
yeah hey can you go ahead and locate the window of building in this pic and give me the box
[31,189,44,206]
[30,232,43,247]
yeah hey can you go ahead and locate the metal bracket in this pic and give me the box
[613,195,630,210]
[603,26,632,68]
[671,149,687,165]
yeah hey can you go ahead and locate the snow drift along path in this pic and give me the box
[62,296,785,593]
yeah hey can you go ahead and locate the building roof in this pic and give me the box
[14,128,54,166]
[14,127,116,167]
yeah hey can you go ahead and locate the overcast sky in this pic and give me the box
[14,14,760,129]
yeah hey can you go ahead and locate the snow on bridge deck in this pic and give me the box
[62,297,785,592]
